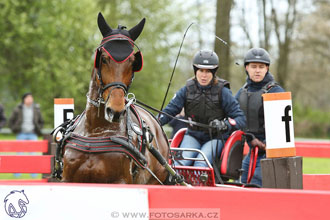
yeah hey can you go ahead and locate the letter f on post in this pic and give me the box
[282,105,292,142]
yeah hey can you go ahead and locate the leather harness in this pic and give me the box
[52,103,150,179]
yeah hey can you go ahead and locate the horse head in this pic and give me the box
[93,12,145,122]
[60,13,169,185]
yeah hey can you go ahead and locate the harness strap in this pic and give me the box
[65,134,147,168]
[51,112,85,179]
[126,104,134,144]
[102,82,128,94]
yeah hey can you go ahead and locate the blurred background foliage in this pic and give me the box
[0,0,329,138]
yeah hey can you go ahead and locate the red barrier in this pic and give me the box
[0,178,48,182]
[0,155,53,173]
[1,182,329,220]
[148,185,330,219]
[296,141,330,158]
[0,140,49,152]
[303,174,330,191]
[244,141,330,158]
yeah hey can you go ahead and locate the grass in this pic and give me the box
[0,173,42,180]
[303,157,330,174]
[0,157,328,181]
[0,134,16,140]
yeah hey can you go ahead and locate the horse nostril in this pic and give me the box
[106,107,112,116]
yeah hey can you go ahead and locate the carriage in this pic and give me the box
[168,128,259,187]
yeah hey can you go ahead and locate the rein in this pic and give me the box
[135,99,218,130]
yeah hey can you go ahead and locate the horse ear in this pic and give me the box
[129,18,146,41]
[98,12,112,37]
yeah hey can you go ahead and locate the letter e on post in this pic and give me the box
[54,98,74,128]
[54,98,74,141]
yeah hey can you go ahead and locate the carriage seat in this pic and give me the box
[170,128,245,185]
[170,128,187,148]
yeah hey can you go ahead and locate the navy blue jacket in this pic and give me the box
[159,80,246,142]
[235,72,284,142]
[168,115,186,138]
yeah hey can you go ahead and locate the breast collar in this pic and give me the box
[55,102,148,168]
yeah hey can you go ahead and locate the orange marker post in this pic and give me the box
[54,98,74,128]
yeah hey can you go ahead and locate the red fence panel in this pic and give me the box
[0,155,53,173]
[303,174,330,190]
[0,140,49,153]
[296,141,330,158]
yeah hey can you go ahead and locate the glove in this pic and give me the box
[251,138,266,151]
[209,119,228,132]
[158,115,166,126]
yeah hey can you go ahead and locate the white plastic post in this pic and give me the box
[54,98,74,141]
[262,92,296,158]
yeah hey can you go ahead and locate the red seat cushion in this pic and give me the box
[170,128,187,148]
[220,130,245,179]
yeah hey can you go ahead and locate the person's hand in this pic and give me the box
[209,119,228,132]
[251,138,266,151]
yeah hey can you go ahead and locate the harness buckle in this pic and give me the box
[97,99,101,117]
[126,93,136,107]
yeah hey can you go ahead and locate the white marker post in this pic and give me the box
[54,98,74,128]
[262,92,295,158]
[54,98,74,141]
[261,92,302,189]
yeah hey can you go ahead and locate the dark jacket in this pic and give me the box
[235,72,284,142]
[9,103,44,135]
[168,115,186,138]
[184,78,228,133]
[159,78,246,142]
[0,104,6,129]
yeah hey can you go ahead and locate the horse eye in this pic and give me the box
[102,57,107,64]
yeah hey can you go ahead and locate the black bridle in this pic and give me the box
[91,34,142,109]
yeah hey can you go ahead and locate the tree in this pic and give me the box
[258,0,271,50]
[214,0,233,81]
[289,1,330,111]
[270,0,298,89]
[0,0,188,127]
[0,0,98,126]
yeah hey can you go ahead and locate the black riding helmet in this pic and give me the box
[193,50,219,75]
[244,48,270,66]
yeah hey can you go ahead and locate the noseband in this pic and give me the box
[89,71,128,109]
[96,72,128,105]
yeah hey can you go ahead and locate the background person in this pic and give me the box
[159,50,246,167]
[235,48,284,186]
[9,92,44,140]
[9,92,44,178]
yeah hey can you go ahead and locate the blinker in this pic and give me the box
[94,35,143,72]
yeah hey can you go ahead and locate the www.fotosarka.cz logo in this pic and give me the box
[4,190,30,218]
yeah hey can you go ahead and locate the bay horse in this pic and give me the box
[57,13,169,184]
